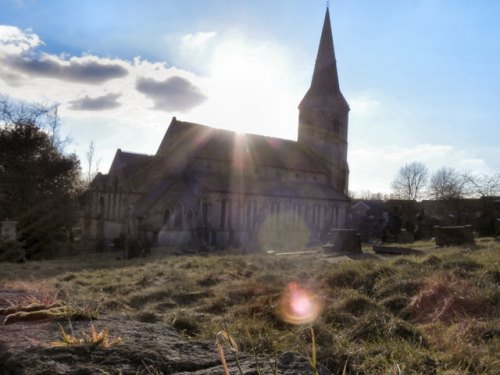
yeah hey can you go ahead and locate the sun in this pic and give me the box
[192,35,300,139]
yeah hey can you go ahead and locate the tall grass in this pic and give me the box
[1,239,499,373]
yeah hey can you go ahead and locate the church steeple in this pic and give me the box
[299,7,349,112]
[298,6,350,195]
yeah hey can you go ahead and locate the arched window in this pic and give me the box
[174,203,183,230]
[220,199,227,230]
[332,119,341,137]
[186,210,194,229]
[163,208,171,226]
[246,201,252,230]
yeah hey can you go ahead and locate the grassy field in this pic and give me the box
[1,239,499,374]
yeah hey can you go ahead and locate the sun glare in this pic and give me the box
[278,281,322,325]
[194,36,299,139]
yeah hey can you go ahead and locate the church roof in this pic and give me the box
[108,149,152,177]
[299,7,349,112]
[191,172,348,201]
[156,118,326,173]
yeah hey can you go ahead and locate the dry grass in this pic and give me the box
[50,321,122,348]
[1,238,499,374]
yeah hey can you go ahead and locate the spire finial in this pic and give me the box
[327,1,330,8]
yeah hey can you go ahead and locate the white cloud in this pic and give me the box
[0,26,208,118]
[0,25,42,54]
[0,25,305,174]
[349,93,382,118]
[181,31,217,49]
[348,143,495,194]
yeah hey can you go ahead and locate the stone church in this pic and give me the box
[86,8,351,250]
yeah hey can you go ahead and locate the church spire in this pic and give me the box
[299,7,349,111]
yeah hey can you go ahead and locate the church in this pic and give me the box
[86,8,351,250]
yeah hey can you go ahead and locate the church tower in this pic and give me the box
[298,7,349,194]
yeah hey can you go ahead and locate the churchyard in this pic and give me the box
[0,238,499,374]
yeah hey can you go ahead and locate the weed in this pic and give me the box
[51,321,122,348]
[215,329,241,375]
[171,313,201,335]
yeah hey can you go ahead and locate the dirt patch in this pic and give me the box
[0,289,328,374]
[409,276,490,324]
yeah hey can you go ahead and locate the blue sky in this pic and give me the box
[1,0,499,194]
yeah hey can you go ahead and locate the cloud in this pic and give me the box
[136,76,207,112]
[1,26,127,85]
[349,94,382,118]
[68,93,121,111]
[181,31,217,49]
[0,25,42,54]
[0,25,208,115]
[0,64,23,86]
[348,142,497,194]
[4,54,128,84]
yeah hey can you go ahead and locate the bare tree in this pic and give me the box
[349,190,390,201]
[85,140,101,185]
[391,162,428,200]
[1,96,69,151]
[1,96,49,126]
[462,172,500,197]
[428,167,468,200]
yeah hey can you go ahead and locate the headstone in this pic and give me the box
[323,229,361,256]
[1,220,17,241]
[398,230,414,243]
[434,225,475,247]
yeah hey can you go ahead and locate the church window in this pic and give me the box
[203,201,208,226]
[271,201,280,229]
[227,200,233,229]
[246,201,252,230]
[253,202,258,229]
[186,210,194,229]
[220,199,227,230]
[312,204,321,226]
[163,208,171,226]
[174,203,183,230]
[332,119,341,137]
[235,201,242,229]
[99,196,105,218]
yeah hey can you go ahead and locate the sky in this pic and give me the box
[0,0,499,194]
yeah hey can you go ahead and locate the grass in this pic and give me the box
[1,239,499,374]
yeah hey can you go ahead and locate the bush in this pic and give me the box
[0,239,25,262]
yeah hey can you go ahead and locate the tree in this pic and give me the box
[462,172,500,197]
[391,162,428,200]
[428,167,467,200]
[86,140,96,185]
[0,98,82,258]
[349,190,390,201]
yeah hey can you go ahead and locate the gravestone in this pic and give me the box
[323,229,361,256]
[398,230,414,243]
[1,220,17,241]
[434,225,475,247]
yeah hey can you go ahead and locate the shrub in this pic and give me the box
[134,311,160,323]
[0,239,25,262]
[171,314,201,336]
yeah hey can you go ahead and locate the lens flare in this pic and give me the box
[278,281,322,325]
